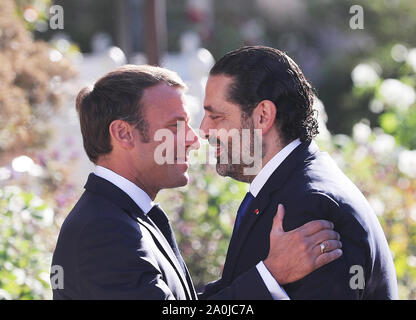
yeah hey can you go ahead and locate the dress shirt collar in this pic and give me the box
[94,165,154,215]
[250,138,301,197]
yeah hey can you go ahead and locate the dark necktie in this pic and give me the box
[147,204,187,275]
[234,192,255,232]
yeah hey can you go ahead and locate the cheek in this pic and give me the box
[167,137,178,159]
[218,123,242,143]
[136,140,164,169]
[159,163,189,188]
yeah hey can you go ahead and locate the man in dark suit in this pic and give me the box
[51,64,342,299]
[51,65,199,299]
[199,46,398,299]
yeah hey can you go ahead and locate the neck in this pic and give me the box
[96,158,159,200]
[245,134,288,183]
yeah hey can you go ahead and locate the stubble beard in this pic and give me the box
[216,115,264,183]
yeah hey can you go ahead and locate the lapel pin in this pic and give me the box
[254,209,259,215]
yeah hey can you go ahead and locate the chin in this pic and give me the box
[166,171,189,189]
[177,173,189,187]
[216,163,251,183]
[216,163,238,178]
[215,163,228,177]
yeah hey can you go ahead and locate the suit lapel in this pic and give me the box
[223,140,319,280]
[182,258,198,299]
[84,173,195,299]
[135,216,195,299]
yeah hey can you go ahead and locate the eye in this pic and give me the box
[209,115,221,120]
[171,121,186,129]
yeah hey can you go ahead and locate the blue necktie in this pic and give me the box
[234,192,255,231]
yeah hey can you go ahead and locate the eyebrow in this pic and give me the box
[204,105,226,116]
[167,114,190,124]
[204,105,215,112]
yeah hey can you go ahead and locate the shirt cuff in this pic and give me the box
[256,261,290,300]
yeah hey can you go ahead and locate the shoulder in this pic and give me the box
[277,189,368,241]
[278,190,339,222]
[279,150,371,226]
[58,190,142,244]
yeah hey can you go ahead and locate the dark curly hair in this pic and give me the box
[210,46,319,143]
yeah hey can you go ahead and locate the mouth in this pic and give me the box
[208,139,223,158]
[216,144,222,158]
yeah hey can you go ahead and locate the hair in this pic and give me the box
[76,64,186,163]
[210,46,319,143]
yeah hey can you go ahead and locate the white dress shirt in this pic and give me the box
[253,138,302,300]
[94,165,154,214]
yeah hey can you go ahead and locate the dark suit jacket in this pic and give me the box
[51,173,196,300]
[200,140,398,299]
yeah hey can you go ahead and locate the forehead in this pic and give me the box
[204,74,241,114]
[205,74,232,102]
[142,83,188,121]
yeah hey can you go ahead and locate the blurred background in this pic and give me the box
[1,0,415,299]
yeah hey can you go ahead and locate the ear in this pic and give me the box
[109,120,135,150]
[252,100,277,135]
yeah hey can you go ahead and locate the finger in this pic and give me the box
[271,204,285,233]
[314,248,343,269]
[312,240,342,257]
[299,219,334,236]
[308,229,340,247]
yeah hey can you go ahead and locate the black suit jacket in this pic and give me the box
[200,140,398,299]
[51,173,196,300]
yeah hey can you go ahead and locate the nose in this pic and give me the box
[185,124,200,151]
[199,115,210,140]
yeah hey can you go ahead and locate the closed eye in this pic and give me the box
[170,120,187,127]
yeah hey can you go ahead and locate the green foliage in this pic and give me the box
[306,0,416,134]
[345,48,416,299]
[0,0,76,163]
[351,44,416,149]
[0,0,78,300]
[379,107,416,150]
[379,112,399,134]
[0,149,81,300]
[0,186,52,299]
[324,129,416,299]
[14,0,52,31]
